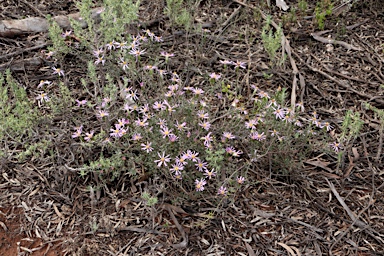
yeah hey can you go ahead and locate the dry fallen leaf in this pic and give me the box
[277,242,296,256]
[276,0,289,11]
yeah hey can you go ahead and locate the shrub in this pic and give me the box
[2,0,337,210]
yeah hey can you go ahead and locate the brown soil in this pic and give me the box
[0,207,61,256]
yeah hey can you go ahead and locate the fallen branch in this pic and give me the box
[0,7,103,38]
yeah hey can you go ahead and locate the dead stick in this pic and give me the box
[326,178,384,247]
[0,43,48,61]
[0,7,103,38]
[215,5,242,35]
[162,204,188,249]
[292,50,375,99]
[19,0,45,17]
[376,126,383,161]
[326,178,368,228]
[311,32,361,51]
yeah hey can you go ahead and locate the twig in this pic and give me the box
[250,204,324,233]
[19,0,45,17]
[0,43,48,61]
[162,203,188,249]
[311,32,362,51]
[326,178,368,228]
[285,39,299,110]
[324,66,377,85]
[214,5,242,36]
[117,226,167,235]
[376,125,383,162]
[292,50,378,100]
[83,226,167,236]
[245,29,252,99]
[286,218,324,233]
[326,172,381,253]
[325,178,384,245]
[346,18,369,30]
[233,0,300,112]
